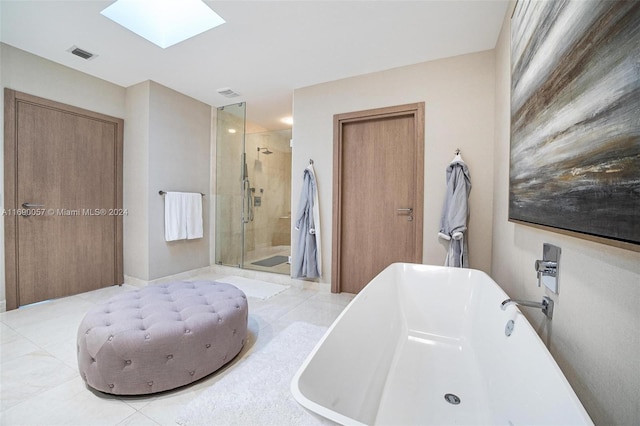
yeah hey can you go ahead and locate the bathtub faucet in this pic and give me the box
[501,296,554,319]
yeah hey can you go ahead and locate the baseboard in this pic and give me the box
[123,275,149,288]
[124,266,214,288]
[124,265,332,294]
[211,264,332,293]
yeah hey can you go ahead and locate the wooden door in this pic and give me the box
[4,89,123,309]
[332,103,424,294]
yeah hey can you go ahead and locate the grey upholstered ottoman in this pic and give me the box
[77,280,248,395]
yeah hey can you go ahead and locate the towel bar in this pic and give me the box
[159,190,205,196]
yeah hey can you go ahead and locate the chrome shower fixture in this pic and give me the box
[257,147,273,155]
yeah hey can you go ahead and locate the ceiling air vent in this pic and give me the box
[217,87,241,98]
[67,46,97,60]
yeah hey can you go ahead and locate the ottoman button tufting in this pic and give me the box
[77,281,248,395]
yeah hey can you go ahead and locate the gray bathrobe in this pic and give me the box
[293,165,321,278]
[438,159,472,267]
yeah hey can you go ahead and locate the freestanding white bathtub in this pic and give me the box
[291,263,592,425]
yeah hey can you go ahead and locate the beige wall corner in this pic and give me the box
[292,50,496,284]
[492,3,640,425]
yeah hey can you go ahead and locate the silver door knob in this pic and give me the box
[22,202,45,208]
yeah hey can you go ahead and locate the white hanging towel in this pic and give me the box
[164,192,203,242]
[164,192,186,241]
[184,192,203,239]
[438,155,471,267]
[293,163,322,278]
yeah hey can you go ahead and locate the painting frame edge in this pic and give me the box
[508,0,640,252]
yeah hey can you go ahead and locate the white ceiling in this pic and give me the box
[0,0,509,130]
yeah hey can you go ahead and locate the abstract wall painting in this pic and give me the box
[510,0,640,247]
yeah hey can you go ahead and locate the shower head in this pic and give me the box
[258,147,273,155]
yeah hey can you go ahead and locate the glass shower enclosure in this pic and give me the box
[215,102,292,274]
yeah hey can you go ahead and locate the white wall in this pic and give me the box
[0,43,126,307]
[147,81,211,279]
[123,81,150,279]
[0,43,126,118]
[1,45,213,299]
[123,81,211,281]
[492,5,640,425]
[292,51,496,283]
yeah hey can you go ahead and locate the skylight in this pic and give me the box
[100,0,225,49]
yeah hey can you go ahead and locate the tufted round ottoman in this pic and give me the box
[77,280,248,395]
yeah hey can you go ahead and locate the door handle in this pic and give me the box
[22,202,45,208]
[397,208,413,221]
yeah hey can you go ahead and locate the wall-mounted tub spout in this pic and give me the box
[501,296,554,319]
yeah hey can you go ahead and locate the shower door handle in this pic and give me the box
[242,186,249,224]
[242,180,249,224]
[242,180,254,223]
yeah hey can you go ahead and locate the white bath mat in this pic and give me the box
[216,276,288,300]
[176,322,333,426]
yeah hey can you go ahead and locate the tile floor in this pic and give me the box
[0,268,354,425]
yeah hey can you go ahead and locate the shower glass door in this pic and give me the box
[215,103,292,274]
[215,102,246,267]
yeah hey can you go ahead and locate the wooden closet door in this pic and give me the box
[332,103,424,294]
[4,90,123,309]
